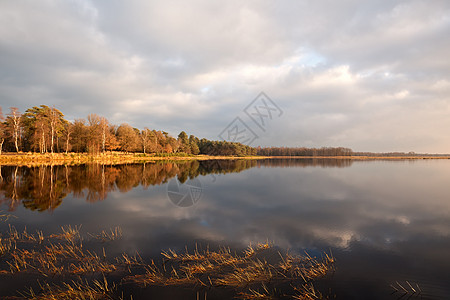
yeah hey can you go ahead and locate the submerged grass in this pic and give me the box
[131,242,334,299]
[0,223,335,299]
[88,227,123,242]
[22,277,116,300]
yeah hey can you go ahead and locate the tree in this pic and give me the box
[117,123,139,152]
[189,135,200,155]
[22,105,50,153]
[105,125,120,151]
[166,136,179,153]
[99,116,108,153]
[141,127,153,154]
[0,107,5,154]
[86,114,102,153]
[154,130,166,153]
[190,141,200,155]
[71,119,87,153]
[63,122,73,154]
[49,106,65,154]
[22,105,66,153]
[177,131,190,153]
[7,107,21,152]
[144,129,158,153]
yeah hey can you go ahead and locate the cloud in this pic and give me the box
[0,0,449,152]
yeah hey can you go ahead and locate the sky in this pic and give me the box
[0,0,449,153]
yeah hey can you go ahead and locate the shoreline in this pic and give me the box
[0,152,269,166]
[0,152,449,166]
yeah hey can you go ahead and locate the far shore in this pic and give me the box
[0,152,449,166]
[266,155,450,160]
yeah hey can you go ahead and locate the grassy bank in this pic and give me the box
[1,152,449,167]
[0,152,268,166]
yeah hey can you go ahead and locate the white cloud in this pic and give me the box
[0,0,449,152]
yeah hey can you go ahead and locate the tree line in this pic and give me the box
[256,158,353,168]
[0,105,356,157]
[257,147,353,156]
[0,105,256,156]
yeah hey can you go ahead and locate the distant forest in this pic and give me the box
[0,105,358,157]
[257,147,353,156]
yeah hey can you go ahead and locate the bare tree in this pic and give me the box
[36,117,47,153]
[99,117,108,153]
[49,107,57,153]
[87,114,101,153]
[64,122,73,154]
[8,107,21,152]
[141,127,150,154]
[0,106,5,154]
[48,106,65,154]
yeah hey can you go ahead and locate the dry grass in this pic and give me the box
[237,284,273,299]
[50,225,82,242]
[0,211,17,222]
[88,227,122,242]
[0,224,334,299]
[22,277,115,300]
[292,283,324,300]
[130,242,334,299]
[0,225,122,275]
[0,236,13,257]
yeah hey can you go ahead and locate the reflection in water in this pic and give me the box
[0,159,351,212]
[0,160,261,212]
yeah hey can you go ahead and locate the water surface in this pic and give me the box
[1,159,449,299]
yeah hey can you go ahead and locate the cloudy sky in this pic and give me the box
[1,0,449,152]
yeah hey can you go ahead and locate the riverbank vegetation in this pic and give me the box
[0,105,256,157]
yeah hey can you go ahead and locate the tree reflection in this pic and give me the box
[0,159,352,212]
[0,160,251,212]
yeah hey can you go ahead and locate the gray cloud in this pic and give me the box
[1,0,449,152]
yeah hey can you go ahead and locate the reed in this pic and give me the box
[390,281,422,296]
[88,226,122,242]
[22,277,115,300]
[1,223,335,299]
[131,242,334,298]
[50,225,82,243]
[292,282,323,300]
[0,236,14,256]
[237,283,272,299]
[0,210,16,222]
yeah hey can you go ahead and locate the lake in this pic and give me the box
[1,159,449,299]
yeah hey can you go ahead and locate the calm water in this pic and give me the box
[1,159,449,299]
